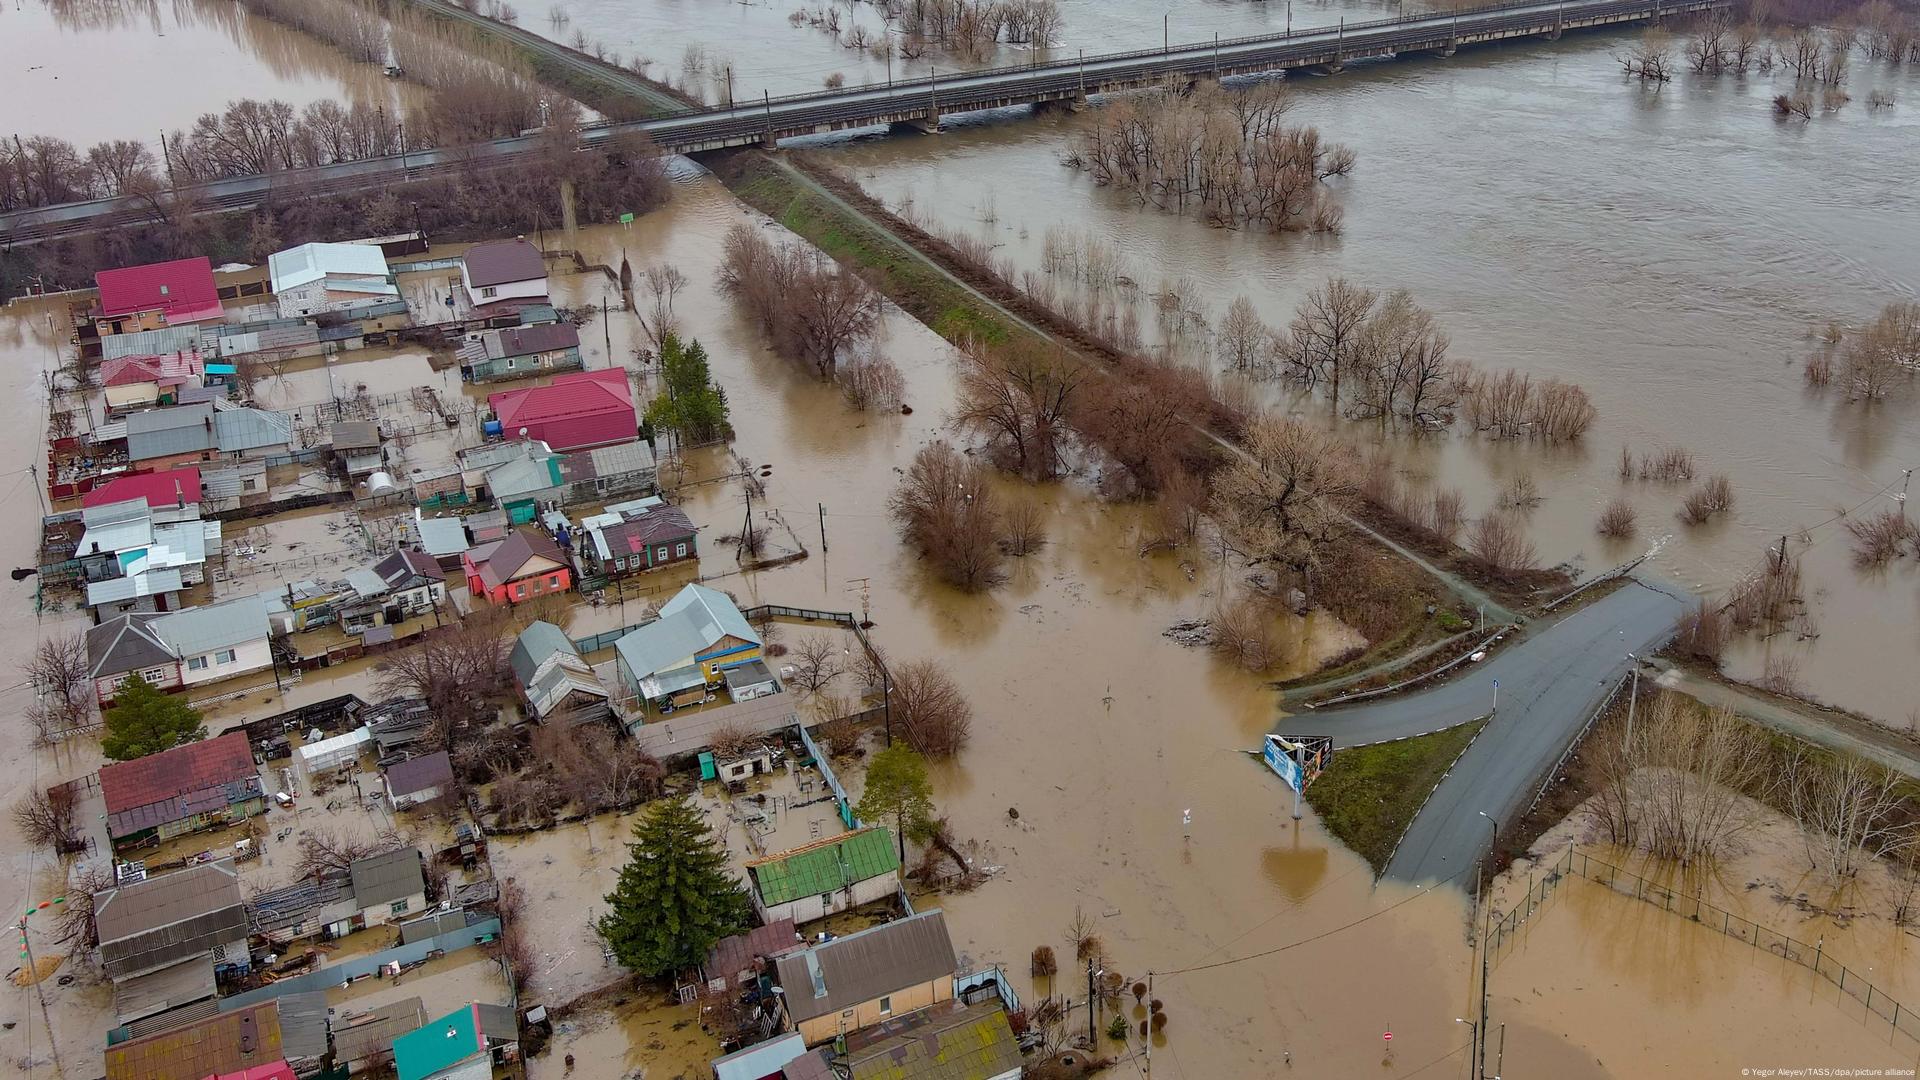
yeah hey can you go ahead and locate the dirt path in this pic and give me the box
[1649,659,1920,780]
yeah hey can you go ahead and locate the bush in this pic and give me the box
[1031,945,1058,978]
[1679,474,1734,525]
[1466,511,1539,576]
[1596,497,1638,538]
[1107,1016,1131,1041]
[892,658,974,758]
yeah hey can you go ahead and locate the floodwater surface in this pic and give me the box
[825,33,1920,722]
[1,0,426,148]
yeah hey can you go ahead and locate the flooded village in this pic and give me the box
[4,0,1920,1079]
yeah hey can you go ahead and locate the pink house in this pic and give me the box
[487,368,636,452]
[462,529,573,605]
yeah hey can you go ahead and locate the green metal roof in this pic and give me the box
[749,827,899,907]
[393,1004,484,1080]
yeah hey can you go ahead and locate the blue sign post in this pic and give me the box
[1492,678,1499,713]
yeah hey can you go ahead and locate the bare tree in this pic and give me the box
[1429,488,1466,543]
[638,263,688,352]
[1213,416,1359,582]
[839,352,906,412]
[1672,601,1728,665]
[375,611,514,744]
[791,634,843,695]
[12,786,79,853]
[1724,544,1803,638]
[891,658,973,758]
[1466,511,1538,576]
[1217,295,1269,373]
[952,340,1079,481]
[1785,747,1909,884]
[1208,594,1289,672]
[888,441,1008,591]
[1587,695,1772,864]
[24,632,96,744]
[1287,278,1377,409]
[1679,474,1734,525]
[1845,509,1917,568]
[999,498,1048,557]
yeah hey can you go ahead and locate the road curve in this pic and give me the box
[1278,578,1689,884]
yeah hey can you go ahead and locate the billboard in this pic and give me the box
[1263,734,1333,793]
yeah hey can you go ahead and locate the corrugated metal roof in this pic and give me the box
[268,243,391,292]
[774,911,957,1025]
[393,1004,486,1080]
[103,325,203,362]
[127,404,217,461]
[510,621,577,686]
[96,257,218,319]
[749,828,900,907]
[151,593,271,657]
[267,992,331,1063]
[706,919,801,985]
[843,1000,1022,1080]
[330,998,427,1063]
[94,860,246,979]
[615,584,757,682]
[349,848,425,909]
[713,1032,812,1080]
[461,239,546,288]
[213,409,292,453]
[412,513,469,557]
[104,1000,282,1080]
[494,322,579,357]
[113,955,218,1025]
[88,568,187,606]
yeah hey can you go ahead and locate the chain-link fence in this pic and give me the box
[1490,846,1920,1050]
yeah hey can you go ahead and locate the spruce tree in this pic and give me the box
[101,674,208,761]
[596,796,751,977]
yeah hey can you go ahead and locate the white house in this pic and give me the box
[269,242,399,318]
[85,592,274,704]
[460,239,548,312]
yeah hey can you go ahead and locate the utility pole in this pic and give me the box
[1164,11,1170,54]
[1145,971,1155,1074]
[928,65,939,129]
[602,295,610,354]
[818,503,828,553]
[16,910,66,1079]
[1623,654,1639,750]
[726,65,734,108]
[1476,811,1496,1080]
[739,485,753,564]
[1086,958,1098,1044]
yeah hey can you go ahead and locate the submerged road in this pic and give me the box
[1278,578,1690,885]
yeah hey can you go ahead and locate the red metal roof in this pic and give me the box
[100,732,257,819]
[102,357,163,387]
[210,1061,297,1080]
[96,258,221,320]
[488,369,635,452]
[84,467,203,510]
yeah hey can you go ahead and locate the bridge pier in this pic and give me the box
[1430,41,1458,57]
[1032,95,1087,116]
[1311,61,1344,75]
[1541,24,1564,40]
[889,115,943,136]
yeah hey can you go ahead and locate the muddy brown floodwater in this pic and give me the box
[1,0,428,148]
[826,33,1920,724]
[1,169,1909,1076]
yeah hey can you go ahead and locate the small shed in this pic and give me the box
[296,726,371,778]
[385,751,454,810]
[722,660,780,702]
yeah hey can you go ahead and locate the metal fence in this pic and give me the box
[1567,849,1920,1049]
[1487,847,1920,1050]
[797,721,859,830]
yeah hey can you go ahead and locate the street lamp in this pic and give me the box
[1474,810,1498,1080]
[1623,652,1640,749]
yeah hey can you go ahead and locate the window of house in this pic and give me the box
[656,547,668,561]
[187,656,209,671]
[479,286,498,298]
[550,574,564,587]
[675,543,687,558]
[391,898,410,915]
[216,649,237,664]
[614,557,627,571]
[878,996,892,1017]
[514,583,527,598]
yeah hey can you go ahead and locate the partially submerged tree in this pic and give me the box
[891,659,973,758]
[597,796,752,977]
[101,674,207,761]
[13,786,79,854]
[1212,416,1359,584]
[855,744,937,860]
[24,632,96,744]
[644,333,733,447]
[888,441,1008,592]
[951,340,1080,481]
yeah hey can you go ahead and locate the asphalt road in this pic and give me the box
[1278,578,1689,885]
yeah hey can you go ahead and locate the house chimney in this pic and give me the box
[174,478,184,509]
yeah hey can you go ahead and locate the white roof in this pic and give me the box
[87,568,186,606]
[297,726,372,767]
[269,243,393,292]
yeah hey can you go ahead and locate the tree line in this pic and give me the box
[1067,82,1355,235]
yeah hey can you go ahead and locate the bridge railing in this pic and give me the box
[728,0,1706,111]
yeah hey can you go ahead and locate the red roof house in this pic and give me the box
[83,467,203,511]
[462,528,572,605]
[98,731,265,847]
[95,257,224,329]
[488,369,635,452]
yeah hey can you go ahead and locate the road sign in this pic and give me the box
[1262,735,1333,793]
[619,212,635,224]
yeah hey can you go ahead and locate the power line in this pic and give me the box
[1154,871,1462,978]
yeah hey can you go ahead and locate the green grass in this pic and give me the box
[727,160,1021,352]
[1304,718,1488,876]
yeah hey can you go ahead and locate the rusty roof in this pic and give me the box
[104,1000,282,1080]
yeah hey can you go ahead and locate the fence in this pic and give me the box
[1485,847,1920,1051]
[1566,848,1920,1050]
[217,916,503,1009]
[797,722,859,830]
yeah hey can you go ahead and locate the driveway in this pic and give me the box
[1278,578,1690,885]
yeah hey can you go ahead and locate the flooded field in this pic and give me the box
[1,0,426,147]
[824,35,1920,723]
